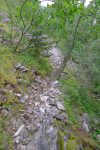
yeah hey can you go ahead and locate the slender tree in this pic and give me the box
[54,0,85,79]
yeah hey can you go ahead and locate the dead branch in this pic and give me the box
[14,0,28,52]
[14,0,35,52]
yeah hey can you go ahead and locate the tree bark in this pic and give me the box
[55,15,85,79]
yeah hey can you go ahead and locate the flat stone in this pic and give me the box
[45,102,51,108]
[56,101,65,111]
[39,107,45,113]
[22,128,29,138]
[14,135,21,144]
[27,124,39,133]
[50,80,59,87]
[17,144,26,150]
[49,101,56,106]
[13,125,25,137]
[47,126,54,133]
[40,95,48,102]
[32,85,38,90]
[35,102,40,106]
[20,94,28,103]
[54,113,68,123]
[15,93,22,97]
[2,17,10,22]
[15,63,21,69]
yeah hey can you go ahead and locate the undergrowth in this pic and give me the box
[16,53,52,77]
[60,67,100,142]
[0,116,13,150]
[0,45,16,87]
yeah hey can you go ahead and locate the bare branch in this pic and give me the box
[14,0,28,52]
[14,0,35,52]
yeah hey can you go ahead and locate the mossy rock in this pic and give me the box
[0,45,16,87]
[66,140,77,150]
[57,130,78,150]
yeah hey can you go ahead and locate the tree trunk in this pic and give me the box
[55,13,83,80]
[55,0,85,80]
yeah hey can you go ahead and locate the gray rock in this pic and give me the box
[13,125,25,137]
[15,93,22,98]
[15,63,21,69]
[39,107,45,113]
[35,102,40,106]
[82,121,89,132]
[17,78,22,84]
[17,144,26,150]
[22,128,29,138]
[54,113,68,123]
[82,113,89,124]
[40,95,48,102]
[50,80,59,87]
[20,94,28,103]
[45,102,51,108]
[15,64,29,72]
[32,85,38,90]
[27,124,39,133]
[2,17,10,22]
[35,77,43,84]
[27,107,33,114]
[49,101,56,106]
[47,126,54,134]
[14,135,21,144]
[46,127,58,150]
[1,109,9,116]
[56,101,65,111]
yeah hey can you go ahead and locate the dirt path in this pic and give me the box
[11,47,67,150]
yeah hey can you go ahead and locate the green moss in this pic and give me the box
[66,133,78,150]
[0,23,11,34]
[57,130,65,150]
[0,117,13,150]
[57,130,78,150]
[16,71,35,87]
[0,45,16,87]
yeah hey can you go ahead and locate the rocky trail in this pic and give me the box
[9,47,67,150]
[1,44,99,150]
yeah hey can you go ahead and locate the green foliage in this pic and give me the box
[0,0,99,147]
[61,75,100,118]
[17,53,52,76]
[25,31,50,56]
